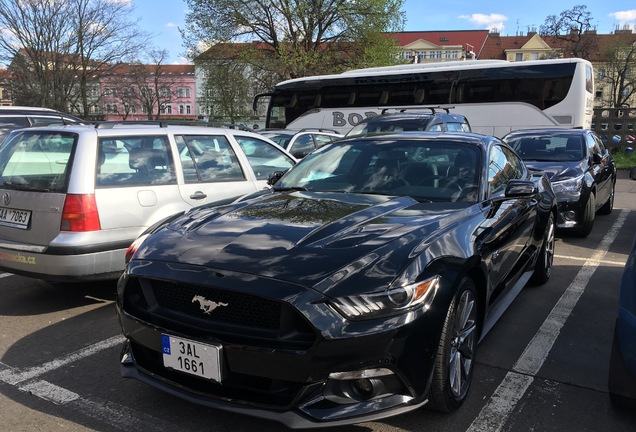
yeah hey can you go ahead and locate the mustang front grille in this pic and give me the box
[123,277,316,350]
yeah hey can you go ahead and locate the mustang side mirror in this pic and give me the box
[267,171,285,186]
[504,180,536,197]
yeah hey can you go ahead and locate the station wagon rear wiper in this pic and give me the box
[3,181,50,192]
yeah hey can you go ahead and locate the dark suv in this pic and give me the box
[345,107,471,137]
[260,128,343,159]
[0,106,86,143]
[503,128,616,237]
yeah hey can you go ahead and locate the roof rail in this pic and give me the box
[380,106,455,115]
[94,120,253,131]
[95,120,168,129]
[297,128,341,134]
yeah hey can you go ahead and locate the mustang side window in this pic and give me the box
[488,145,509,196]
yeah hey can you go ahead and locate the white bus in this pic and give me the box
[253,58,595,137]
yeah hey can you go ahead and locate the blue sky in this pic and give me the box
[130,0,636,64]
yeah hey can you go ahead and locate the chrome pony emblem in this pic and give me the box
[192,295,228,314]
[2,192,10,206]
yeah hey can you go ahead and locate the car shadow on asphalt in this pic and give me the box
[0,275,117,317]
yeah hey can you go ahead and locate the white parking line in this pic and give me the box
[0,335,125,385]
[0,334,182,431]
[555,254,625,266]
[467,209,629,432]
[0,272,14,279]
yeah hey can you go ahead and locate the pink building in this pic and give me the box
[99,64,196,121]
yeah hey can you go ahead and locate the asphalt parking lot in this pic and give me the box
[1,172,636,431]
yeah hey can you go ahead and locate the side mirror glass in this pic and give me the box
[267,171,285,186]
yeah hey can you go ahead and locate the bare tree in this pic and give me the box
[107,50,184,120]
[0,0,148,115]
[182,0,405,81]
[0,0,76,109]
[598,34,636,108]
[69,0,150,117]
[539,4,598,59]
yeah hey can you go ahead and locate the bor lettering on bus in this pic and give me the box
[332,111,379,128]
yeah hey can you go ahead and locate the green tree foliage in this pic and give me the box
[182,0,406,80]
[539,4,598,59]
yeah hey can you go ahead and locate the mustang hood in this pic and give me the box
[134,191,471,290]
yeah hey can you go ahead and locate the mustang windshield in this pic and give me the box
[275,138,481,203]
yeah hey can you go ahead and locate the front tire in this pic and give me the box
[574,193,595,238]
[429,278,479,412]
[531,213,555,285]
[598,180,615,215]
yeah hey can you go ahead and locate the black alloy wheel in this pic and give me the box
[598,180,615,215]
[574,192,595,238]
[429,277,478,412]
[531,212,555,285]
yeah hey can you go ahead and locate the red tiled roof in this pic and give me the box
[106,63,194,75]
[387,30,490,56]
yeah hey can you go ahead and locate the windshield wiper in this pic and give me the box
[273,186,309,192]
[3,181,50,192]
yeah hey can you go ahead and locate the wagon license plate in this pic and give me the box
[0,207,31,229]
[161,334,222,382]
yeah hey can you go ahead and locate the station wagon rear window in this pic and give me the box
[0,130,77,193]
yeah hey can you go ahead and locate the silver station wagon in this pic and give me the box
[0,122,296,281]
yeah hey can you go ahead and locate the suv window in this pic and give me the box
[289,134,315,158]
[0,117,30,143]
[235,136,295,180]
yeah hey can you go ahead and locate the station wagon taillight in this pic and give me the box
[61,194,101,232]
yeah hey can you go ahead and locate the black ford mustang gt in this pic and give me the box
[116,132,557,428]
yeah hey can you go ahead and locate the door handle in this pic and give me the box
[190,191,207,200]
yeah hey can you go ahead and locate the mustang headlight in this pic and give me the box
[330,275,440,320]
[551,174,584,201]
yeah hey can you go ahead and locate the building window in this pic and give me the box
[435,51,442,59]
[186,105,191,114]
[179,104,184,114]
[177,87,191,98]
[596,88,603,98]
[598,68,606,79]
[445,51,451,59]
[159,87,170,98]
[515,53,523,61]
[531,52,539,60]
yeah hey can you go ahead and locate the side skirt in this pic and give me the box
[479,270,533,342]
